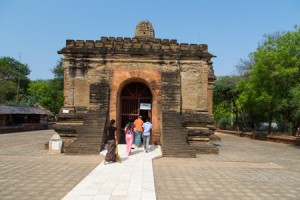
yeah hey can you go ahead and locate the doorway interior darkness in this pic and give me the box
[120,82,152,128]
[119,82,152,144]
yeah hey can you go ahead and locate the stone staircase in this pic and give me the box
[64,79,110,155]
[161,111,196,158]
[184,113,219,154]
[187,127,219,154]
[160,70,196,158]
[64,110,107,155]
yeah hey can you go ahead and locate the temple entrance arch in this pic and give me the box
[119,82,152,143]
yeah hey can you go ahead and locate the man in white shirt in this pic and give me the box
[142,117,152,153]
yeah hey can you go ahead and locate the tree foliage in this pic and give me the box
[0,57,64,113]
[0,57,31,103]
[213,75,242,130]
[27,79,63,113]
[235,25,300,134]
[51,59,64,89]
[235,54,255,79]
[27,59,64,113]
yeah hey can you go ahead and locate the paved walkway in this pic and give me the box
[62,144,161,200]
[1,130,300,200]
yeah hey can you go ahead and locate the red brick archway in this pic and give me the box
[110,69,161,144]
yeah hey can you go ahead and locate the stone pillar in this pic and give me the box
[207,81,214,115]
[207,61,216,115]
[63,60,76,107]
[48,132,63,154]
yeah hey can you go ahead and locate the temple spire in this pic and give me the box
[134,20,155,39]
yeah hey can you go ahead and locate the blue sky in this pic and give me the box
[0,0,299,80]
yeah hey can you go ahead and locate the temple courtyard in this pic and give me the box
[0,130,299,200]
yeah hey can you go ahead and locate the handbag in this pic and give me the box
[115,142,121,162]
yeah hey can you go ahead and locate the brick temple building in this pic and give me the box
[54,20,218,157]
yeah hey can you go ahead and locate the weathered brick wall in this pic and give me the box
[180,60,209,112]
[63,58,111,110]
[161,62,181,112]
[62,58,91,108]
[62,58,73,107]
[74,78,89,107]
[207,81,214,115]
[86,61,110,110]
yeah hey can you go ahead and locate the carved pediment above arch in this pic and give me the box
[135,20,155,39]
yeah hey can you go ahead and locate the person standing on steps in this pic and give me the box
[104,119,117,165]
[124,118,134,156]
[142,117,152,153]
[134,115,144,149]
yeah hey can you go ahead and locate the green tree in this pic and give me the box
[0,57,31,103]
[50,59,64,113]
[26,59,64,113]
[235,54,255,79]
[213,75,242,130]
[28,79,63,113]
[237,25,300,134]
[51,59,64,89]
[272,27,300,134]
[289,84,300,130]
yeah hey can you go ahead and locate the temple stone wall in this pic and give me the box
[63,59,73,107]
[207,81,214,115]
[74,78,89,107]
[181,61,209,112]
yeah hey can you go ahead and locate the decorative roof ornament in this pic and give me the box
[134,20,155,39]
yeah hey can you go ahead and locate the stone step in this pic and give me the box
[77,130,103,134]
[68,144,101,150]
[187,136,210,142]
[161,148,195,154]
[161,152,196,158]
[65,150,99,155]
[70,145,101,148]
[66,147,100,151]
[189,141,219,154]
[161,110,196,158]
[65,108,108,155]
[77,135,102,139]
[72,140,101,145]
[161,144,193,149]
[162,140,189,144]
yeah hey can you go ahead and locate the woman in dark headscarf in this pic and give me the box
[124,118,134,156]
[104,119,117,165]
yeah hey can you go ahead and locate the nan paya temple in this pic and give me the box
[54,20,219,157]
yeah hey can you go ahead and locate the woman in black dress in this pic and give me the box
[104,119,117,165]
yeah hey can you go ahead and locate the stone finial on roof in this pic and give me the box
[135,20,155,39]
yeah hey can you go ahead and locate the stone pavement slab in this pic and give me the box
[153,132,300,200]
[62,144,162,200]
[1,130,300,200]
[0,130,102,200]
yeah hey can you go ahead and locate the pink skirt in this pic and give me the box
[125,133,134,155]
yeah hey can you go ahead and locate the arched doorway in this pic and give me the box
[119,82,152,143]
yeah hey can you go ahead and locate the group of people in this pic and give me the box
[104,116,152,165]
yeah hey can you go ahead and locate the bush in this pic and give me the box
[217,117,231,130]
